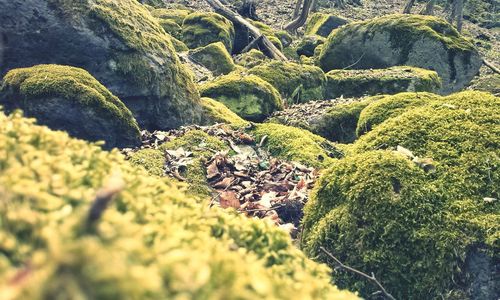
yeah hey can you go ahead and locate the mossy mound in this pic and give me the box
[296,35,326,57]
[200,97,249,127]
[235,49,269,68]
[151,8,191,39]
[325,66,441,99]
[199,73,283,122]
[181,12,235,51]
[188,42,236,76]
[302,150,499,299]
[0,65,141,149]
[305,13,349,38]
[356,92,441,136]
[318,14,482,94]
[249,123,342,169]
[0,111,357,299]
[128,148,165,177]
[248,61,326,104]
[275,30,293,48]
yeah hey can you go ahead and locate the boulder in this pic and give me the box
[0,0,202,130]
[305,13,349,37]
[0,64,141,149]
[181,12,235,51]
[199,73,283,122]
[235,49,269,68]
[325,66,441,98]
[318,14,482,94]
[188,42,236,76]
[200,97,249,127]
[296,35,326,57]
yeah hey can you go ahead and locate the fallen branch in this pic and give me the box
[319,247,396,300]
[205,0,287,61]
[241,35,263,54]
[483,59,500,75]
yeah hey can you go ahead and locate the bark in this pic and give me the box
[293,0,303,18]
[403,0,416,13]
[455,0,464,32]
[284,0,314,33]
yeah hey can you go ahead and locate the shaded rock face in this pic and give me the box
[305,13,349,38]
[0,0,202,130]
[318,15,482,94]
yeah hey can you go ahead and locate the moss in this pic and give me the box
[181,12,235,51]
[0,111,356,299]
[356,92,442,136]
[128,148,165,177]
[151,8,191,25]
[235,49,269,68]
[296,35,326,57]
[170,35,189,52]
[248,61,326,104]
[325,66,442,99]
[275,30,293,48]
[305,13,349,38]
[249,123,342,169]
[250,21,284,50]
[199,72,283,122]
[157,19,182,39]
[189,42,236,76]
[302,150,498,298]
[0,64,141,149]
[200,97,249,127]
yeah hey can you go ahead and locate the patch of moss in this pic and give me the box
[356,92,441,136]
[275,30,293,48]
[170,35,189,52]
[248,61,326,104]
[151,8,191,25]
[0,64,141,149]
[234,49,269,68]
[181,12,235,51]
[199,72,283,122]
[249,123,342,169]
[200,97,249,127]
[305,13,349,37]
[189,42,236,76]
[0,111,356,299]
[296,35,326,57]
[325,66,442,99]
[128,148,165,177]
[250,21,284,50]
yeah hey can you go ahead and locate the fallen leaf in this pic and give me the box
[219,191,240,209]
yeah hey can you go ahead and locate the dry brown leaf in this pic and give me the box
[219,191,240,209]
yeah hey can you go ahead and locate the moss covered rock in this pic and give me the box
[318,14,482,94]
[296,35,326,57]
[305,13,349,38]
[199,73,283,122]
[200,97,249,127]
[235,49,269,68]
[234,21,283,54]
[325,66,441,98]
[181,12,235,52]
[0,0,202,130]
[151,9,191,40]
[188,42,236,76]
[0,111,357,299]
[248,61,326,104]
[0,65,141,149]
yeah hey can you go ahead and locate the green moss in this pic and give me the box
[0,64,141,149]
[296,35,326,57]
[468,73,500,96]
[305,13,349,37]
[157,19,182,39]
[325,66,442,99]
[248,61,326,104]
[249,123,342,168]
[275,30,293,48]
[235,49,269,68]
[189,42,236,76]
[356,92,442,136]
[151,8,191,25]
[170,35,189,52]
[128,148,165,177]
[0,111,356,299]
[200,97,249,127]
[199,72,283,122]
[181,12,235,51]
[302,150,498,298]
[250,21,284,50]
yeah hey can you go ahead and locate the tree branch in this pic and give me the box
[483,59,500,75]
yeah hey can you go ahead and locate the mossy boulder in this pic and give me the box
[235,49,269,68]
[0,65,141,149]
[296,35,326,57]
[275,30,294,48]
[234,21,283,54]
[325,66,442,98]
[468,73,500,96]
[0,0,202,130]
[199,73,283,122]
[181,12,235,52]
[302,150,499,299]
[188,42,236,76]
[356,92,441,136]
[151,9,191,40]
[200,97,249,127]
[0,111,357,299]
[318,14,482,94]
[248,61,327,104]
[305,13,349,38]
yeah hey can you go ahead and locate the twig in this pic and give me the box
[483,59,500,75]
[319,247,396,300]
[342,53,366,70]
[241,35,263,54]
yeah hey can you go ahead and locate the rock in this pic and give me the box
[234,49,269,68]
[0,0,202,130]
[188,42,236,76]
[0,65,141,149]
[234,20,283,54]
[325,66,442,98]
[275,30,294,48]
[200,97,249,127]
[248,61,326,104]
[305,13,349,38]
[181,12,235,52]
[199,73,283,122]
[296,35,326,57]
[318,14,482,94]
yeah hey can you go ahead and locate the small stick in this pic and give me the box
[483,59,500,75]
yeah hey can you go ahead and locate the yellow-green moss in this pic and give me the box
[189,42,236,76]
[200,97,249,127]
[235,49,268,68]
[325,66,442,99]
[0,64,141,149]
[356,92,442,136]
[305,13,349,38]
[151,8,191,25]
[250,21,283,50]
[128,148,165,177]
[199,72,284,122]
[249,123,342,169]
[0,111,356,299]
[181,12,235,51]
[248,61,326,104]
